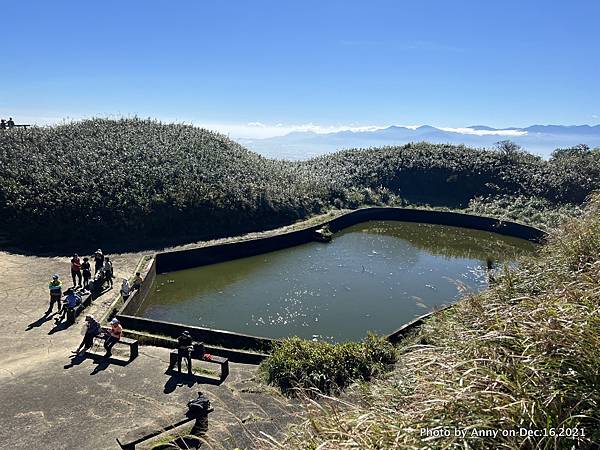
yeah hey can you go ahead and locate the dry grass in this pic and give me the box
[259,193,600,449]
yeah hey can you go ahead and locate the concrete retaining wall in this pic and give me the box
[116,314,275,353]
[154,208,544,273]
[120,257,156,317]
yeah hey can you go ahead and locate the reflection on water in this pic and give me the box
[139,221,537,341]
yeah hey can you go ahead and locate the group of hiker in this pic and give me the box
[47,249,113,316]
[70,249,113,289]
[46,251,203,372]
[0,117,15,129]
[73,315,123,358]
[45,247,148,357]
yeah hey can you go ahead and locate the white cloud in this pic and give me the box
[438,127,528,137]
[201,123,528,139]
[195,122,390,139]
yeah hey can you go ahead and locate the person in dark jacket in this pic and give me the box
[103,257,114,288]
[72,315,101,354]
[81,257,92,288]
[177,331,193,374]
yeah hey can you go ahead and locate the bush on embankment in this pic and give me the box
[260,334,396,395]
[0,119,326,247]
[1,118,598,248]
[263,193,600,449]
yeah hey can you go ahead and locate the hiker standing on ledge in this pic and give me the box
[7,117,15,128]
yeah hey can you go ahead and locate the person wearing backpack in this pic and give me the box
[72,315,101,354]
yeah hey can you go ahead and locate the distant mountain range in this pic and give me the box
[239,124,600,160]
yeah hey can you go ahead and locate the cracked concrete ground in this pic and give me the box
[0,249,297,450]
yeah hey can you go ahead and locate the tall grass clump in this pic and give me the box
[262,193,600,449]
[260,334,396,396]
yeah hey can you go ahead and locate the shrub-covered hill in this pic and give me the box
[304,142,600,206]
[0,119,326,246]
[0,118,598,247]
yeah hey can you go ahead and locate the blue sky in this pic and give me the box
[2,0,599,137]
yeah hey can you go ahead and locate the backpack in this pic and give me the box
[187,392,211,416]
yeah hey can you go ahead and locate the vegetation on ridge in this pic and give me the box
[0,119,598,247]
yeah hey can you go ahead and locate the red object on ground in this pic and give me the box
[203,353,212,361]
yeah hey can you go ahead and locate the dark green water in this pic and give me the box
[139,221,537,341]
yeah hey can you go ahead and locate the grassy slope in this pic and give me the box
[265,194,600,449]
[1,119,598,248]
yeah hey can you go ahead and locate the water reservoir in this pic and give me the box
[138,221,537,341]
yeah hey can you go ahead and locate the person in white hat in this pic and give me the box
[104,318,123,357]
[93,249,104,274]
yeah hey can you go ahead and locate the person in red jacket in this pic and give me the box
[71,254,82,286]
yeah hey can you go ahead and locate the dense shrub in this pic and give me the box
[260,333,396,395]
[466,194,582,229]
[0,119,326,246]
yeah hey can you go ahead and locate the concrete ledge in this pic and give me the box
[116,314,276,354]
[386,305,454,343]
[126,330,269,364]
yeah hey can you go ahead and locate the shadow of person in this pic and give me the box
[163,372,197,394]
[87,351,129,375]
[163,369,223,394]
[48,319,72,335]
[64,352,87,370]
[90,358,111,375]
[26,312,58,331]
